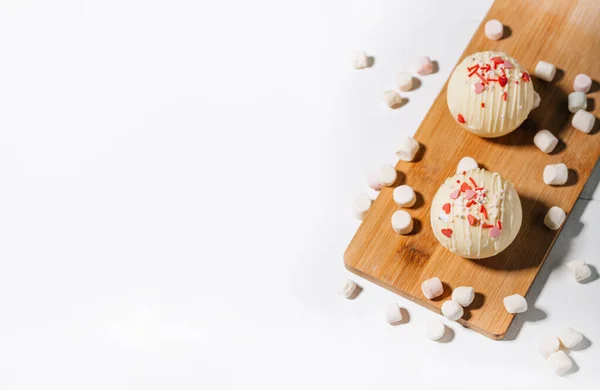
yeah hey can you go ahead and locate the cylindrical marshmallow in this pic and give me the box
[426,319,446,341]
[484,19,503,40]
[548,351,572,376]
[393,185,416,208]
[366,171,383,191]
[353,51,369,69]
[391,210,413,234]
[558,327,583,348]
[353,193,372,220]
[339,279,358,299]
[539,335,560,359]
[395,136,420,162]
[568,91,587,113]
[421,277,443,300]
[415,56,433,75]
[544,206,566,230]
[383,90,404,108]
[503,294,528,314]
[384,302,403,324]
[441,300,464,321]
[533,91,541,109]
[396,72,414,91]
[377,164,397,186]
[573,73,592,93]
[567,260,592,282]
[572,109,596,133]
[543,163,568,185]
[534,60,556,82]
[533,130,558,153]
[456,156,478,173]
[452,286,475,307]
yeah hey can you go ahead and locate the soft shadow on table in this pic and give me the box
[571,334,592,351]
[563,350,580,376]
[437,325,455,343]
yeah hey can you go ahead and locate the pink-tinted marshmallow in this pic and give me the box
[367,171,383,191]
[415,56,433,75]
[484,19,503,41]
[573,74,592,93]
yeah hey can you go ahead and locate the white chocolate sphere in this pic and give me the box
[430,168,522,259]
[447,51,535,138]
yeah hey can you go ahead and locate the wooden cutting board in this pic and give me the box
[344,0,600,339]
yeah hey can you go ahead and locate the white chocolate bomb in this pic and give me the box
[447,51,535,138]
[430,168,522,259]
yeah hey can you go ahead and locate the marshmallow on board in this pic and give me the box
[544,206,566,230]
[393,185,416,208]
[573,73,592,93]
[543,163,568,186]
[533,130,558,153]
[378,164,398,186]
[452,286,475,307]
[391,210,413,234]
[441,300,464,321]
[503,294,528,314]
[568,92,587,113]
[534,60,556,82]
[366,171,383,191]
[395,136,420,162]
[421,277,443,299]
[572,109,596,133]
[484,19,503,40]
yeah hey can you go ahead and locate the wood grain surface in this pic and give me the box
[344,0,600,339]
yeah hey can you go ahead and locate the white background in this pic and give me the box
[0,0,598,389]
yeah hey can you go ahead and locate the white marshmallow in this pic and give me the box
[395,136,420,162]
[568,92,587,113]
[366,171,383,191]
[339,279,358,298]
[383,90,404,108]
[456,157,478,173]
[391,210,413,234]
[452,286,475,307]
[441,300,464,321]
[426,319,446,341]
[384,302,403,324]
[393,185,416,208]
[396,72,414,91]
[377,164,397,186]
[421,277,443,300]
[352,193,372,220]
[503,294,528,314]
[547,351,572,376]
[533,91,541,109]
[415,56,433,75]
[539,335,561,359]
[533,130,558,153]
[543,163,568,185]
[572,109,596,133]
[567,260,592,282]
[544,206,566,230]
[573,73,592,93]
[558,327,583,348]
[484,19,503,40]
[534,60,556,82]
[353,51,369,69]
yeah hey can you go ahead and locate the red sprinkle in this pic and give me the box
[522,72,530,82]
[460,182,472,192]
[466,200,475,208]
[498,220,502,229]
[481,64,491,72]
[502,92,507,101]
[474,72,488,84]
[481,224,494,228]
[469,177,478,187]
[501,68,506,77]
[486,78,498,82]
[456,179,460,183]
[441,228,453,238]
[467,214,478,226]
[481,102,485,108]
[457,114,466,124]
[515,81,519,84]
[462,171,467,175]
[498,76,508,87]
[480,205,488,220]
[467,64,480,72]
[442,203,451,214]
[492,57,504,64]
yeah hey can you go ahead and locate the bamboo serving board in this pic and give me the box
[344,0,600,339]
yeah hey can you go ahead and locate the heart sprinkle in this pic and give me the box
[489,226,501,239]
[498,76,508,87]
[467,214,478,226]
[464,189,476,200]
[450,190,460,199]
[473,82,484,94]
[441,228,453,238]
[442,203,451,214]
[460,182,472,192]
[457,114,466,124]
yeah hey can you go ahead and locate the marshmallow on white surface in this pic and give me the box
[383,90,404,108]
[393,185,416,208]
[456,157,478,173]
[395,136,420,162]
[425,319,446,341]
[533,130,558,153]
[384,302,403,324]
[421,277,443,300]
[503,294,528,314]
[533,91,541,109]
[452,286,475,307]
[543,163,568,185]
[339,279,359,299]
[366,171,383,191]
[534,60,556,82]
[396,72,414,91]
[539,335,561,359]
[352,193,372,220]
[547,351,572,376]
[415,56,433,75]
[558,327,583,348]
[484,19,503,40]
[391,210,413,234]
[353,51,369,69]
[441,300,464,321]
[573,73,592,93]
[568,92,587,113]
[572,109,596,133]
[544,206,566,230]
[567,260,592,282]
[378,164,398,186]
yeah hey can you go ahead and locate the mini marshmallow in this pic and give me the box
[421,277,443,300]
[456,157,478,173]
[391,210,413,234]
[558,327,583,348]
[533,130,558,153]
[568,92,587,113]
[426,319,446,341]
[534,60,556,82]
[574,73,592,93]
[384,302,403,324]
[383,90,404,108]
[339,279,358,299]
[366,171,383,191]
[533,91,541,109]
[393,185,416,208]
[572,109,596,133]
[543,163,568,185]
[503,294,528,314]
[484,19,503,40]
[547,351,572,376]
[395,136,420,162]
[539,335,561,359]
[567,260,592,282]
[415,56,433,75]
[441,300,464,321]
[353,51,369,69]
[378,164,397,186]
[452,286,475,307]
[396,72,414,91]
[544,206,566,230]
[352,193,372,220]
